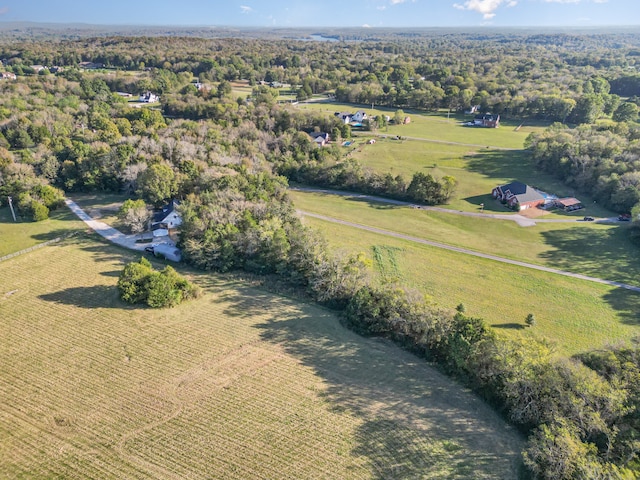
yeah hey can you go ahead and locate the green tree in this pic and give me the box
[119,199,151,236]
[136,163,176,206]
[523,422,606,480]
[117,257,154,304]
[393,109,405,125]
[526,313,536,327]
[571,94,605,124]
[613,102,639,123]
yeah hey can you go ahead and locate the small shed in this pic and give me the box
[555,197,583,212]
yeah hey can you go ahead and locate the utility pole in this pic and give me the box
[7,195,17,222]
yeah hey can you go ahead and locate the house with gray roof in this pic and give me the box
[492,181,545,211]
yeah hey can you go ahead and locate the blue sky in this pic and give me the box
[0,0,636,27]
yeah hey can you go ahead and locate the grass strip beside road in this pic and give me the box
[301,215,640,355]
[289,189,640,286]
[299,210,640,293]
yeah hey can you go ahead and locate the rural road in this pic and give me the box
[290,187,621,227]
[65,197,639,293]
[298,210,640,293]
[65,199,147,251]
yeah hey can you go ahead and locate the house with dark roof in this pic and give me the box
[309,132,330,146]
[334,112,353,124]
[139,91,159,103]
[353,110,368,123]
[152,200,182,230]
[492,181,545,211]
[474,113,500,128]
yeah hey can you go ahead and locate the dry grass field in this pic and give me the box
[0,233,523,479]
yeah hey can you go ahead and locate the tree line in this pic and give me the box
[0,33,640,476]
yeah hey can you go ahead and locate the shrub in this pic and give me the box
[117,258,200,308]
[30,200,49,221]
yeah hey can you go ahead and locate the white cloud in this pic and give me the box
[377,5,387,10]
[240,5,253,14]
[454,0,510,19]
[390,0,406,3]
[507,1,517,6]
[362,23,372,27]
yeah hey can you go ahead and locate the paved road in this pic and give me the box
[298,210,640,293]
[65,199,147,251]
[290,187,620,227]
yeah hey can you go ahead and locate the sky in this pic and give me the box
[0,0,636,28]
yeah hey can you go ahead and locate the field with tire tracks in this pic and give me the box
[0,233,523,478]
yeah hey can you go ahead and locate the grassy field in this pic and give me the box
[0,205,86,257]
[300,214,640,356]
[343,137,613,216]
[289,190,640,287]
[0,233,523,478]
[296,101,548,149]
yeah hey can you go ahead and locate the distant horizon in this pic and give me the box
[0,0,637,29]
[0,21,638,30]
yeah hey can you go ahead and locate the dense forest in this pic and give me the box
[1,30,640,477]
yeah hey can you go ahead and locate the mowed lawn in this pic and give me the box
[345,138,611,215]
[290,190,640,287]
[300,215,640,356]
[297,101,615,217]
[297,101,547,149]
[0,205,86,257]
[0,234,523,479]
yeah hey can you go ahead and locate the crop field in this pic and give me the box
[299,214,640,355]
[0,233,523,478]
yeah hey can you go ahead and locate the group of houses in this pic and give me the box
[492,181,582,212]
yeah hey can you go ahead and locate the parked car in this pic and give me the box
[618,214,631,221]
[583,216,595,221]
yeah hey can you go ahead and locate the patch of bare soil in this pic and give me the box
[519,207,550,218]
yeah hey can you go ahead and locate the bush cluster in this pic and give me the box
[117,257,201,308]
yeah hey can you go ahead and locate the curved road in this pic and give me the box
[65,197,640,294]
[298,210,640,293]
[65,199,147,251]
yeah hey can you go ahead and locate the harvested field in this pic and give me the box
[0,233,523,478]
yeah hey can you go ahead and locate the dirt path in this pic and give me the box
[298,210,640,293]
